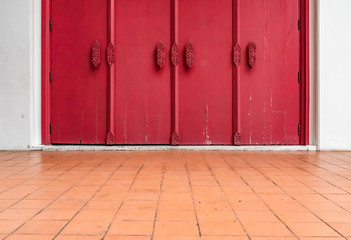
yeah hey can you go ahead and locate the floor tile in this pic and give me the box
[47,200,86,210]
[0,208,39,220]
[329,222,351,237]
[55,235,103,240]
[15,220,67,235]
[105,236,151,240]
[156,209,196,221]
[121,200,157,210]
[243,222,293,237]
[34,209,78,220]
[314,211,351,223]
[0,220,24,234]
[0,151,350,239]
[6,234,55,240]
[298,238,344,240]
[115,209,156,221]
[287,222,340,237]
[276,211,321,223]
[199,221,246,236]
[154,221,199,236]
[196,209,236,222]
[74,209,115,222]
[10,199,52,209]
[60,220,110,236]
[201,237,248,240]
[158,200,194,210]
[250,237,297,240]
[153,236,200,240]
[235,211,279,223]
[108,220,154,235]
[0,199,16,209]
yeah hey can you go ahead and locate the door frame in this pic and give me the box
[41,0,310,145]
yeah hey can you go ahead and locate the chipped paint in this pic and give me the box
[204,105,211,145]
[123,105,127,144]
[263,102,266,143]
[249,95,252,144]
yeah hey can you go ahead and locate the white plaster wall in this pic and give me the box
[0,0,30,149]
[318,0,351,150]
[309,0,318,146]
[0,0,41,150]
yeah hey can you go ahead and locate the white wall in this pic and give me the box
[309,0,318,146]
[0,0,30,149]
[0,0,41,150]
[318,0,351,150]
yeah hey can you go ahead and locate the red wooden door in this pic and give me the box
[115,0,171,144]
[51,0,108,144]
[49,0,302,146]
[237,0,300,145]
[178,0,233,145]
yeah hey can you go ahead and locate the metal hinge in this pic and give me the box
[298,72,301,83]
[50,20,53,31]
[298,123,301,135]
[298,20,301,30]
[49,72,52,83]
[50,123,52,135]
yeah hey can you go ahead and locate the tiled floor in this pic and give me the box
[0,151,350,240]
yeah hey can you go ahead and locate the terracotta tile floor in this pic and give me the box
[0,151,351,240]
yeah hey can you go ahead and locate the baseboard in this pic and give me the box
[32,145,318,151]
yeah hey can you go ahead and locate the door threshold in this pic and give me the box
[32,145,317,151]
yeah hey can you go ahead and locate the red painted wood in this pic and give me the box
[115,0,171,144]
[300,0,310,145]
[178,0,233,145]
[239,0,301,145]
[43,0,309,146]
[51,0,108,144]
[233,0,241,145]
[171,0,180,145]
[41,0,51,145]
[107,0,116,145]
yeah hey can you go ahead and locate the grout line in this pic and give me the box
[52,159,126,239]
[320,152,351,170]
[201,151,252,240]
[278,152,351,212]
[230,152,348,240]
[3,159,89,239]
[323,152,351,166]
[286,152,351,182]
[218,151,301,240]
[184,152,202,239]
[150,152,165,240]
[0,158,84,214]
[0,156,62,194]
[101,161,146,240]
[264,153,351,236]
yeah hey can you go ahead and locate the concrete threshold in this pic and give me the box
[33,145,317,151]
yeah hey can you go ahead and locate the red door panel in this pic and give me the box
[51,0,108,144]
[178,0,233,145]
[239,0,300,145]
[115,0,171,144]
[49,0,302,146]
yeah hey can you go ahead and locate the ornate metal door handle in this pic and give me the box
[106,43,115,66]
[156,42,166,69]
[91,40,101,68]
[233,43,241,66]
[248,42,256,68]
[171,43,179,66]
[185,42,194,68]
